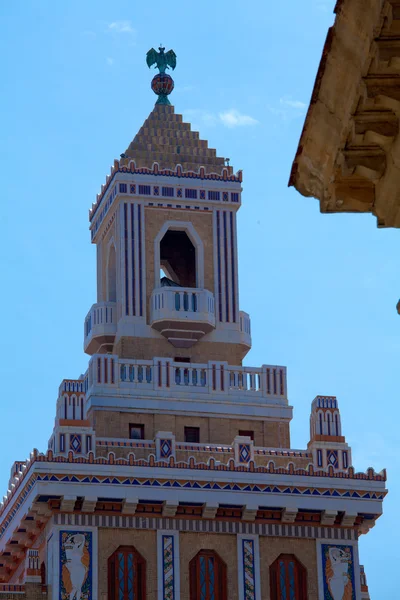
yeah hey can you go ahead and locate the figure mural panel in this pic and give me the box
[59,531,92,600]
[321,544,355,600]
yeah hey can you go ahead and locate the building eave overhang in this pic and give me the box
[0,451,387,546]
[289,0,400,228]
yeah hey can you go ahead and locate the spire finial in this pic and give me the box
[146,45,177,105]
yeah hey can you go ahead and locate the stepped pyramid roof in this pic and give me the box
[123,104,232,175]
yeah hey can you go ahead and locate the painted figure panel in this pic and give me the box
[321,544,355,600]
[60,530,92,600]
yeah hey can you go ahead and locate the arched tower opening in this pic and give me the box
[160,229,196,287]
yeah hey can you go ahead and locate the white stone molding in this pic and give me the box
[321,510,338,526]
[153,220,205,289]
[237,534,261,600]
[162,500,178,517]
[202,503,219,519]
[157,529,180,600]
[60,496,77,513]
[81,497,97,513]
[121,497,138,515]
[282,507,298,523]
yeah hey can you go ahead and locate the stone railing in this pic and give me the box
[85,354,288,402]
[239,310,251,347]
[84,301,117,353]
[150,287,216,345]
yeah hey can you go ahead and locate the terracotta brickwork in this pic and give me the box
[124,104,229,174]
[259,536,318,599]
[91,409,290,447]
[98,528,157,600]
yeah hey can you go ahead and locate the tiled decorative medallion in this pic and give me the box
[160,439,172,459]
[327,450,339,469]
[59,530,92,599]
[242,539,256,600]
[200,190,206,200]
[69,434,82,453]
[130,184,136,194]
[321,544,356,600]
[177,188,183,198]
[239,443,251,464]
[162,534,175,599]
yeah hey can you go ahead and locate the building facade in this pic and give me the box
[0,50,386,599]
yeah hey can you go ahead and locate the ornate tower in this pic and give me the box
[0,49,386,600]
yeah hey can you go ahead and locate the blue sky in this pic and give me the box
[1,1,399,596]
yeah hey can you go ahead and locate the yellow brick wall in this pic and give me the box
[91,409,290,448]
[96,530,318,600]
[114,336,248,365]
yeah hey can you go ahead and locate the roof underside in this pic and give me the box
[123,104,232,175]
[290,0,400,228]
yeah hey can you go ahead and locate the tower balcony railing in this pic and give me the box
[239,310,251,347]
[84,301,117,354]
[84,354,288,403]
[150,287,216,347]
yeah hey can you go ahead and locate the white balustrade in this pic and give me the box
[85,354,287,403]
[150,287,215,331]
[84,301,117,353]
[239,310,251,347]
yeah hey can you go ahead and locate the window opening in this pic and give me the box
[129,424,145,440]
[108,546,146,600]
[270,554,307,600]
[239,430,254,441]
[185,426,200,443]
[190,550,227,600]
[160,230,196,288]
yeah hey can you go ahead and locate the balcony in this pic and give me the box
[84,302,117,354]
[84,354,288,407]
[150,287,216,347]
[239,311,251,348]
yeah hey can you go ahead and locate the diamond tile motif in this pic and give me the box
[160,439,172,459]
[70,434,82,454]
[327,450,338,468]
[239,444,251,464]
